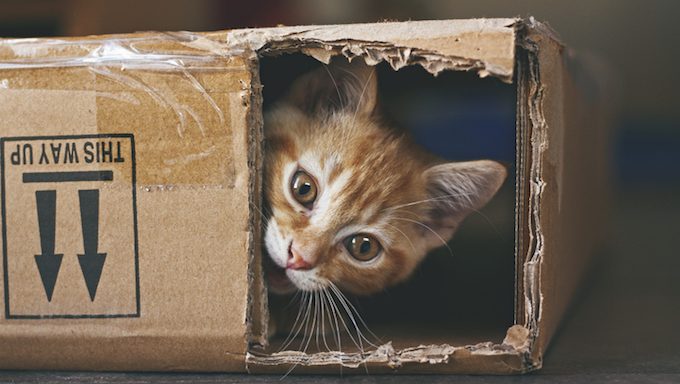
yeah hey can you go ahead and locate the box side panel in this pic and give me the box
[0,35,254,371]
[519,23,610,361]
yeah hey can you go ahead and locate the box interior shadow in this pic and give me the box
[258,53,517,354]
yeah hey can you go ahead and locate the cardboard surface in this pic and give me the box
[0,34,257,371]
[0,19,608,374]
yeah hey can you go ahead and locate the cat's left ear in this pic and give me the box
[286,58,378,117]
[421,160,507,251]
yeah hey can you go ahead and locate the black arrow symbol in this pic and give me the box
[77,189,107,301]
[34,190,63,302]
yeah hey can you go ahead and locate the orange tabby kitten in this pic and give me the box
[263,58,507,299]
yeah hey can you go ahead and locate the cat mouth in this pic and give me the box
[263,248,296,294]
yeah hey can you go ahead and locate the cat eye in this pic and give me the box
[290,170,318,208]
[344,234,382,262]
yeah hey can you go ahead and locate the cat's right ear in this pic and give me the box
[285,58,378,117]
[420,160,507,252]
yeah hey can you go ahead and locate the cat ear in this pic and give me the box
[285,58,378,117]
[421,160,507,251]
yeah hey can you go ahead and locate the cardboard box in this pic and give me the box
[0,18,608,373]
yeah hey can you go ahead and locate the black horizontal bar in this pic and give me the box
[22,170,113,183]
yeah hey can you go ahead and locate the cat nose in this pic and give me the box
[287,244,314,270]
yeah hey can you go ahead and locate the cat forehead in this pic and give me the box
[291,149,422,216]
[298,151,341,177]
[296,149,387,191]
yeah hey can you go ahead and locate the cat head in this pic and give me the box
[264,58,507,295]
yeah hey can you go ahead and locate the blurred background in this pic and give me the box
[1,0,678,377]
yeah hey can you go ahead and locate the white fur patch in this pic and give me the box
[286,268,329,291]
[310,168,352,227]
[265,217,330,291]
[298,151,324,183]
[264,217,290,269]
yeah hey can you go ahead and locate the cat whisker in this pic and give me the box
[323,64,346,112]
[277,298,300,352]
[329,288,373,352]
[350,67,375,131]
[393,216,455,258]
[384,223,417,255]
[467,206,503,238]
[330,283,381,347]
[280,284,379,374]
[281,291,317,378]
[322,289,344,375]
[283,289,301,310]
[387,193,475,211]
[329,284,374,374]
[387,194,504,238]
[388,208,426,223]
[228,184,273,222]
[319,289,332,353]
[301,292,319,355]
[323,288,343,352]
[326,287,364,355]
[299,292,313,351]
[282,297,312,378]
[279,291,309,352]
[314,291,322,352]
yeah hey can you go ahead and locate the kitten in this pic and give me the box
[263,58,507,298]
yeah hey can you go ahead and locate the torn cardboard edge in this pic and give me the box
[244,48,269,348]
[225,18,519,82]
[516,20,547,365]
[238,18,559,374]
[247,325,532,372]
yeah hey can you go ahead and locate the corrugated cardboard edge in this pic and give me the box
[244,49,269,349]
[516,18,554,370]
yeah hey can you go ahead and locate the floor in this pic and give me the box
[1,188,678,383]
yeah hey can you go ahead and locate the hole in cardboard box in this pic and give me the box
[258,53,516,356]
